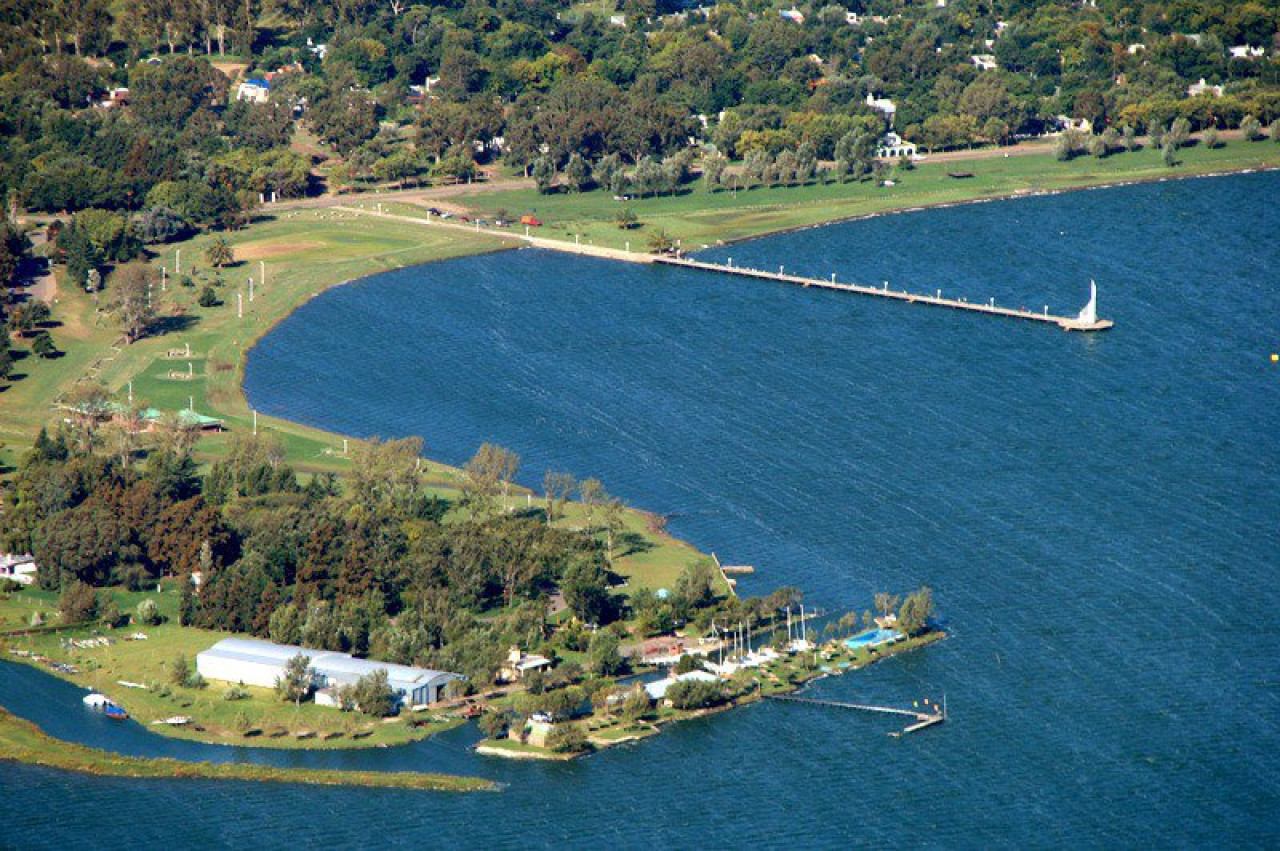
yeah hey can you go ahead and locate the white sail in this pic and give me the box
[1075,280,1098,325]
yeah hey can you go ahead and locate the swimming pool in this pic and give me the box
[844,629,903,649]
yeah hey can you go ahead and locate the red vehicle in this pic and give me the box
[520,215,543,227]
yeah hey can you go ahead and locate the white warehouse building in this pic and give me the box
[196,638,463,706]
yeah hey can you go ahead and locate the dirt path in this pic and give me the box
[269,176,536,212]
[23,230,57,304]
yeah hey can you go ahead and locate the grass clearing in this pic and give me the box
[0,585,472,749]
[450,142,1280,253]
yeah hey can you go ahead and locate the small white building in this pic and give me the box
[1229,45,1265,60]
[196,638,463,707]
[1187,78,1224,98]
[1055,115,1093,133]
[971,54,998,71]
[877,132,917,159]
[236,79,271,103]
[1126,43,1146,54]
[498,646,552,683]
[865,92,897,125]
[95,87,130,109]
[0,554,37,586]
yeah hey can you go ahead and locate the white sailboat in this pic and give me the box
[1058,280,1112,331]
[1075,279,1098,326]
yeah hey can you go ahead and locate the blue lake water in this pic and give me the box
[4,172,1279,847]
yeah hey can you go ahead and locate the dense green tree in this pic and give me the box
[531,155,556,194]
[666,678,725,710]
[351,667,396,716]
[561,560,617,626]
[130,56,227,130]
[276,652,313,705]
[204,237,234,268]
[587,629,624,676]
[106,263,157,344]
[31,330,57,358]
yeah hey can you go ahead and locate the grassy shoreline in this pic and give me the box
[445,142,1280,253]
[0,706,495,791]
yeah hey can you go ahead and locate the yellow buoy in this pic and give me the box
[1271,353,1279,363]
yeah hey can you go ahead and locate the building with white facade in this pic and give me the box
[196,638,463,707]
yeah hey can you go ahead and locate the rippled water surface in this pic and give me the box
[4,172,1278,848]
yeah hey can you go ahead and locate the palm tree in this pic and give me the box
[204,237,234,268]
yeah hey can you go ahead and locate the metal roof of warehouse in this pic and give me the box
[200,638,459,684]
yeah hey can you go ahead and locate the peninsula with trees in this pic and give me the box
[0,0,1275,782]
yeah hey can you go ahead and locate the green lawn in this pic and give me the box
[449,141,1280,253]
[0,584,470,749]
[1,211,515,473]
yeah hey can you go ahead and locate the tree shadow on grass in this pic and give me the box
[150,314,199,336]
[619,531,655,558]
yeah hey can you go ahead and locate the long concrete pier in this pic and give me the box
[767,695,929,718]
[654,256,1114,332]
[767,694,947,736]
[335,205,1112,332]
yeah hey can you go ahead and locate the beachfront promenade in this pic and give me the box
[337,206,1113,333]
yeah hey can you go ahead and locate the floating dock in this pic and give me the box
[654,257,1114,332]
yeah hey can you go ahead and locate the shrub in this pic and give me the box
[1202,128,1221,149]
[545,723,590,753]
[96,592,124,626]
[197,285,219,307]
[170,653,191,687]
[187,672,208,689]
[666,678,726,710]
[135,598,161,626]
[223,685,250,701]
[31,330,57,358]
[0,578,23,594]
[352,668,397,717]
[1241,115,1262,142]
[58,581,98,623]
[674,654,705,675]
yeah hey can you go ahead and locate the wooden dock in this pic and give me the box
[767,695,946,736]
[654,256,1114,332]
